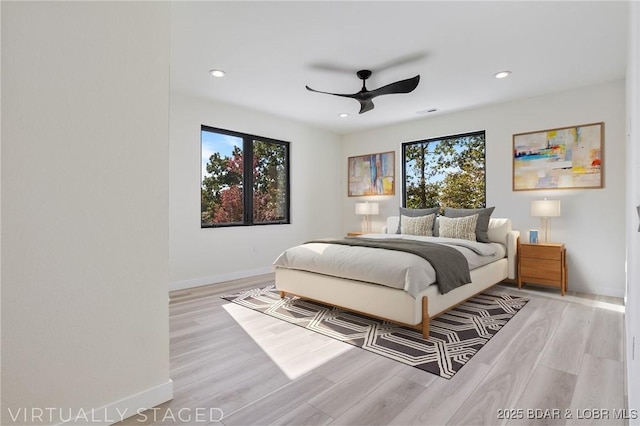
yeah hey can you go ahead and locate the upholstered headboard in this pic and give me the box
[384,216,511,242]
[382,216,519,279]
[384,216,400,234]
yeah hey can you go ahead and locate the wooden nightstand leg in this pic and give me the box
[516,240,522,289]
[561,249,567,296]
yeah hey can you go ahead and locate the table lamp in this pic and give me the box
[530,199,561,243]
[355,202,379,233]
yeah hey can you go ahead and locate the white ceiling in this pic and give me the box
[170,1,629,135]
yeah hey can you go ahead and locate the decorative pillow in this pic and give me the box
[396,207,440,234]
[400,214,435,236]
[443,206,495,243]
[438,214,479,241]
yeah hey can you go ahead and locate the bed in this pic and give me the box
[273,215,519,338]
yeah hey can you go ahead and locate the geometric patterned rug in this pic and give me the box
[222,284,529,379]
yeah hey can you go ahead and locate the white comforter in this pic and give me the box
[272,234,506,298]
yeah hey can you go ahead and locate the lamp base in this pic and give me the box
[361,215,371,233]
[540,217,550,243]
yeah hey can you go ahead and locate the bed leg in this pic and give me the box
[422,296,430,339]
[279,291,285,298]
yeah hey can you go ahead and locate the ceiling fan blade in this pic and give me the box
[305,85,359,99]
[306,85,371,112]
[368,75,420,98]
[358,100,375,114]
[309,63,357,75]
[375,52,427,73]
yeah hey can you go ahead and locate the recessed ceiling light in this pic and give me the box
[416,108,438,115]
[209,69,226,78]
[338,113,349,118]
[494,71,511,79]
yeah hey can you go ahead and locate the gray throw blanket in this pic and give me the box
[307,237,471,294]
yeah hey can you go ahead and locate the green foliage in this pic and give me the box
[201,145,244,225]
[201,139,287,226]
[252,140,287,222]
[404,133,485,210]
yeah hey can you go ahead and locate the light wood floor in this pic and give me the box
[120,274,627,425]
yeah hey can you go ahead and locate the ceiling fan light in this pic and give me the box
[209,69,226,78]
[494,70,511,79]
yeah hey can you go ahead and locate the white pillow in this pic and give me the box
[400,214,435,236]
[438,214,478,241]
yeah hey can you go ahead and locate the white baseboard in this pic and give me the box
[169,267,272,291]
[580,284,626,299]
[58,379,173,425]
[600,288,626,298]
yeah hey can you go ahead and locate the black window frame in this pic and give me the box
[201,125,291,228]
[401,130,487,209]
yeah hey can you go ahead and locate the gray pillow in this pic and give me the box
[443,206,495,242]
[396,207,440,234]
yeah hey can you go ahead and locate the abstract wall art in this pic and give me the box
[348,151,395,196]
[513,122,603,191]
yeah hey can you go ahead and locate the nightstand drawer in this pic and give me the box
[520,263,562,284]
[520,274,562,286]
[521,258,561,274]
[519,244,562,260]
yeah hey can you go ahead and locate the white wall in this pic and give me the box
[342,80,626,297]
[169,94,342,290]
[1,2,171,424]
[626,1,640,422]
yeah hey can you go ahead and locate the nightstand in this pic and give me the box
[517,241,567,295]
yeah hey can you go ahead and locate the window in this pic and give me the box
[402,131,486,210]
[201,126,290,227]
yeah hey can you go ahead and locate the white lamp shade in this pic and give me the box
[530,199,561,217]
[355,202,379,215]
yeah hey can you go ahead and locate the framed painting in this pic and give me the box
[348,151,395,196]
[513,122,603,191]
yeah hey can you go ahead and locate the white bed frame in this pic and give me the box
[275,216,519,338]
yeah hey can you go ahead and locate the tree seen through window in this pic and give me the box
[201,126,290,227]
[403,131,486,210]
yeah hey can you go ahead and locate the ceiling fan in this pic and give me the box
[306,69,420,114]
